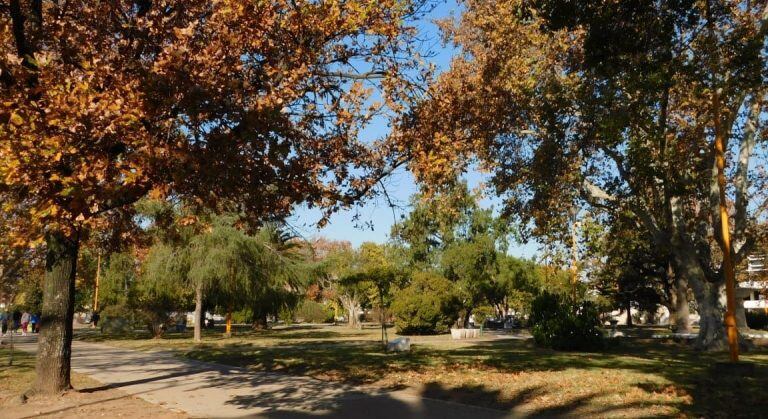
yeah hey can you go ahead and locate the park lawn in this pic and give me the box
[0,347,186,418]
[81,325,768,418]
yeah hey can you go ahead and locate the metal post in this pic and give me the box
[93,251,101,312]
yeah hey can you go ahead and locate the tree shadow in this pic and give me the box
[73,325,768,417]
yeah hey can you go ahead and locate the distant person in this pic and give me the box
[12,310,21,334]
[0,311,7,336]
[30,313,40,333]
[91,311,100,328]
[20,311,30,336]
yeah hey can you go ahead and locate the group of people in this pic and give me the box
[0,310,40,336]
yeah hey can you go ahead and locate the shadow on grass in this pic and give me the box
[75,323,368,343]
[199,338,768,416]
[77,325,768,417]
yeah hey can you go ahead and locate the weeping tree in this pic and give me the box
[188,218,258,337]
[135,244,191,338]
[141,214,307,341]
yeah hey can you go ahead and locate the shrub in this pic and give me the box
[746,310,768,330]
[391,271,460,335]
[99,304,135,335]
[294,300,335,323]
[530,292,604,351]
[365,307,392,324]
[472,305,495,327]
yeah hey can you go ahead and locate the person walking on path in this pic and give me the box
[12,310,21,334]
[30,313,40,334]
[20,311,30,336]
[0,311,7,336]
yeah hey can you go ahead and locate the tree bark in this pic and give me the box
[463,308,473,328]
[669,197,725,350]
[735,302,748,329]
[671,274,691,333]
[193,281,203,343]
[340,295,359,328]
[34,230,79,395]
[672,247,727,349]
[625,301,633,327]
[689,277,729,351]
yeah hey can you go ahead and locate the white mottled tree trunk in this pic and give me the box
[193,281,203,343]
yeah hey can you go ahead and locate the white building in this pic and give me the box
[739,254,768,312]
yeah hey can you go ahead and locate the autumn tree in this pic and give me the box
[401,0,768,349]
[1,0,427,393]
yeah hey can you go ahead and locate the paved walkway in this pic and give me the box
[12,337,514,418]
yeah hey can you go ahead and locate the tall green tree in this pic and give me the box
[393,183,511,327]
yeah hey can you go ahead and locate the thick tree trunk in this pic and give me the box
[669,225,727,350]
[463,308,473,328]
[671,275,691,333]
[193,282,203,343]
[625,301,633,327]
[34,231,79,395]
[689,277,728,351]
[340,295,360,328]
[347,306,358,328]
[735,304,748,329]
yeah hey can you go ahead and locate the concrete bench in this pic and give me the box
[450,328,481,339]
[387,337,411,352]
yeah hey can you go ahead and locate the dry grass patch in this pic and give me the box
[0,346,187,418]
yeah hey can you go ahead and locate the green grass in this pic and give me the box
[0,347,36,402]
[79,324,768,418]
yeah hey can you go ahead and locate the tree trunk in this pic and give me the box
[193,281,203,343]
[625,301,633,327]
[340,295,359,328]
[669,226,726,350]
[34,231,79,395]
[671,274,691,333]
[735,302,748,330]
[463,308,473,329]
[689,277,728,351]
[347,305,357,328]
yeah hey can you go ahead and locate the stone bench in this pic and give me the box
[450,328,481,339]
[386,337,411,352]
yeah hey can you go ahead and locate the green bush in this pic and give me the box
[100,304,135,335]
[294,300,335,323]
[392,271,460,335]
[232,308,253,324]
[746,310,768,330]
[530,292,604,351]
[472,305,495,327]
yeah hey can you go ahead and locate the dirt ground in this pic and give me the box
[0,345,187,419]
[1,389,188,419]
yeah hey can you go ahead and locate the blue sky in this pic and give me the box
[288,0,540,259]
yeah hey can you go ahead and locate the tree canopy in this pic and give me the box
[400,0,768,349]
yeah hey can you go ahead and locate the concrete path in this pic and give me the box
[12,336,514,418]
